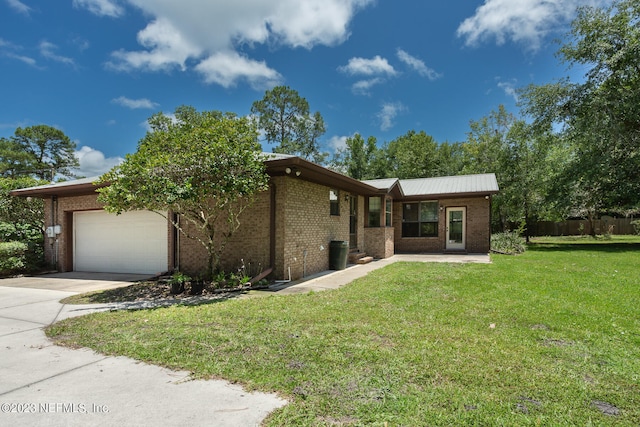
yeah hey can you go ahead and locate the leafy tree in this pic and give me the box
[251,86,327,163]
[385,130,440,179]
[0,138,34,178]
[97,106,270,278]
[519,0,640,217]
[10,125,78,180]
[0,176,46,269]
[434,141,466,177]
[330,133,379,179]
[331,132,466,181]
[463,106,555,237]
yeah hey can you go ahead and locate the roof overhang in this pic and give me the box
[399,190,498,202]
[11,156,382,198]
[266,156,381,195]
[9,177,107,198]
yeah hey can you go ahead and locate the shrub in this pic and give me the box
[631,219,640,236]
[491,231,526,255]
[0,241,28,276]
[0,222,45,271]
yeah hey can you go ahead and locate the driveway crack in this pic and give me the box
[0,357,108,397]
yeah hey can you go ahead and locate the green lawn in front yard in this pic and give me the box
[46,236,640,426]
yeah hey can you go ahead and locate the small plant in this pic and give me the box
[190,274,205,295]
[169,272,191,294]
[491,230,526,255]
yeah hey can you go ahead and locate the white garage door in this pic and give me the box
[74,210,169,274]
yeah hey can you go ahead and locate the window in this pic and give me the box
[385,198,392,227]
[330,189,340,216]
[368,197,381,227]
[402,201,438,237]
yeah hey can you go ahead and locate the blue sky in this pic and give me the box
[0,0,607,177]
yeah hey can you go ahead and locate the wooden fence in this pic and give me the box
[532,218,637,236]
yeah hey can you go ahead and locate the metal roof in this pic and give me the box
[262,152,295,161]
[11,154,498,199]
[362,174,498,197]
[9,176,102,196]
[398,173,499,197]
[361,178,399,190]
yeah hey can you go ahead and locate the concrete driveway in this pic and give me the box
[0,274,286,427]
[0,271,153,293]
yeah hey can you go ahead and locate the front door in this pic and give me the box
[349,195,357,249]
[446,207,466,251]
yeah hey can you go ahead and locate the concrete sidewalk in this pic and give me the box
[268,253,491,295]
[0,285,286,427]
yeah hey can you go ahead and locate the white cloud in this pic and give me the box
[377,102,406,132]
[497,78,519,101]
[6,0,32,16]
[338,55,397,76]
[108,18,200,72]
[112,96,159,109]
[73,0,124,18]
[0,38,38,67]
[39,40,76,67]
[194,50,282,89]
[74,146,124,177]
[99,0,373,88]
[351,78,384,96]
[457,0,605,51]
[396,49,441,80]
[328,135,348,152]
[7,52,37,67]
[72,36,91,52]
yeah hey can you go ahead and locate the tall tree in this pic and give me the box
[0,138,33,178]
[386,130,439,179]
[520,0,640,215]
[251,86,327,163]
[97,106,270,278]
[11,125,78,180]
[434,141,465,177]
[463,106,555,237]
[330,133,379,179]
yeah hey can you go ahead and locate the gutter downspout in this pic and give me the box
[174,212,180,272]
[260,182,291,284]
[50,195,58,268]
[269,183,276,269]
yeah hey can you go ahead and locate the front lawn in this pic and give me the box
[46,237,640,425]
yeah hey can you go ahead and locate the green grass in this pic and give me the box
[46,236,640,426]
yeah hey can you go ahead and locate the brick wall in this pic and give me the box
[393,196,491,254]
[177,190,271,277]
[277,177,350,280]
[39,182,493,278]
[176,176,353,280]
[363,226,394,259]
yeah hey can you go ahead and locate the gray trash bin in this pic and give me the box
[329,240,349,270]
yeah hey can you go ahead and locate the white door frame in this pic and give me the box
[446,207,466,251]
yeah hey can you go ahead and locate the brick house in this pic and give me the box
[11,154,498,280]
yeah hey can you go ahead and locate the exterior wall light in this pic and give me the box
[285,167,301,176]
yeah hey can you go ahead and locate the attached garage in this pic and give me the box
[73,210,169,274]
